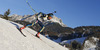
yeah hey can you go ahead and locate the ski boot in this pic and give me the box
[20,26,26,30]
[36,32,40,38]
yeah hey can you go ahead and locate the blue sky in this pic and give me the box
[0,0,100,28]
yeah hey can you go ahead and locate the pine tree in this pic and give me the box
[3,9,10,20]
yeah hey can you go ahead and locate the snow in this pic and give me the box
[83,40,96,50]
[61,37,86,45]
[0,18,68,50]
[83,37,99,50]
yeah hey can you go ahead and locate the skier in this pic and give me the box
[20,12,53,38]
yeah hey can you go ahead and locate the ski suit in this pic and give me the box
[24,12,53,38]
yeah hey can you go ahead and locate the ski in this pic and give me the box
[17,27,26,37]
[24,29,42,40]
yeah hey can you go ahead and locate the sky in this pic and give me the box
[0,0,100,28]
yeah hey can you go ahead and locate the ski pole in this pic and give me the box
[25,0,37,14]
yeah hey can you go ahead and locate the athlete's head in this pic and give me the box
[47,13,53,20]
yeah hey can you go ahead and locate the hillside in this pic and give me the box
[0,18,68,50]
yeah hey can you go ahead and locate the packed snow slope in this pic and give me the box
[0,18,68,50]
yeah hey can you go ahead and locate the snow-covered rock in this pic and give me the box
[83,37,99,50]
[51,15,67,27]
[0,18,68,50]
[60,37,86,45]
